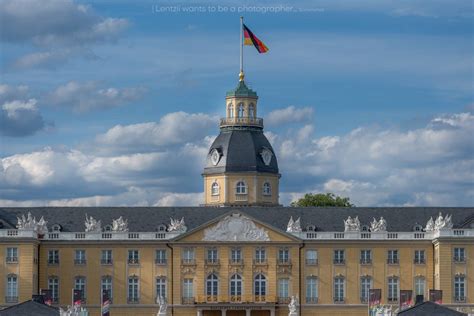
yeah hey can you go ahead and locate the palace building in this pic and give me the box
[0,73,473,316]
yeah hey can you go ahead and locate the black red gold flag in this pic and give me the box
[243,24,269,53]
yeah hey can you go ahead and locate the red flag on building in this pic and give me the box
[429,289,443,304]
[102,289,110,316]
[400,290,413,310]
[368,289,382,315]
[73,289,82,306]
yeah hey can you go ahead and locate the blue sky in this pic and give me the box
[0,0,473,206]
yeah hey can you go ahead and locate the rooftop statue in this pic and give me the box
[370,217,387,232]
[344,216,360,232]
[286,216,302,233]
[112,216,128,232]
[85,214,101,233]
[167,217,187,233]
[16,212,48,235]
[425,212,453,232]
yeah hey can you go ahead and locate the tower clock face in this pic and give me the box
[210,149,221,166]
[260,148,273,166]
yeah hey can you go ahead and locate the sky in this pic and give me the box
[0,0,473,207]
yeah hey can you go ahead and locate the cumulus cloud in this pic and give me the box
[0,0,128,68]
[266,106,314,127]
[46,81,147,112]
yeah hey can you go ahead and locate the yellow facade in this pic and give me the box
[1,212,473,316]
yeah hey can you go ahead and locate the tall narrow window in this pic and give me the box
[207,248,218,264]
[334,250,345,264]
[230,274,242,298]
[255,247,266,263]
[388,250,399,264]
[6,247,18,263]
[263,182,271,196]
[6,275,18,303]
[228,103,234,118]
[183,279,194,303]
[388,277,399,302]
[48,250,59,265]
[306,277,318,303]
[156,277,167,300]
[238,103,245,118]
[101,276,113,302]
[454,276,465,302]
[48,276,59,303]
[278,279,289,302]
[74,276,86,302]
[182,248,195,264]
[128,276,139,303]
[128,250,139,264]
[306,250,318,265]
[454,248,465,262]
[254,274,266,299]
[334,277,345,302]
[278,248,290,263]
[231,248,242,263]
[155,249,167,265]
[360,277,372,303]
[101,250,112,265]
[414,250,425,264]
[206,274,218,300]
[249,104,255,118]
[360,250,372,264]
[211,182,219,195]
[236,181,247,194]
[74,250,86,265]
[414,277,425,296]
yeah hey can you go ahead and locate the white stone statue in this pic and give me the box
[370,217,387,232]
[286,216,302,233]
[84,214,101,232]
[425,217,435,231]
[167,217,187,233]
[288,295,298,315]
[59,305,88,316]
[112,216,128,232]
[156,296,167,315]
[36,217,48,235]
[426,213,453,232]
[203,213,270,241]
[344,216,360,232]
[16,212,48,235]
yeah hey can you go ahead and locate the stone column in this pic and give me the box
[270,308,275,316]
[197,309,203,316]
[246,309,251,316]
[222,310,227,316]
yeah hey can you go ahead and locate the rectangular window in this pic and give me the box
[128,277,139,303]
[6,275,18,303]
[414,277,425,296]
[101,250,112,265]
[128,250,139,264]
[360,250,372,264]
[74,277,86,302]
[454,248,465,262]
[278,249,290,263]
[414,250,425,264]
[74,250,86,265]
[387,250,399,264]
[454,276,465,302]
[306,277,318,303]
[101,276,113,302]
[48,277,59,303]
[278,279,289,301]
[48,250,59,265]
[183,279,194,303]
[333,250,345,264]
[182,248,195,264]
[207,248,218,264]
[155,249,167,264]
[255,247,266,263]
[306,250,318,265]
[360,277,371,303]
[6,248,18,263]
[156,277,167,299]
[231,248,242,263]
[334,277,345,302]
[388,277,399,302]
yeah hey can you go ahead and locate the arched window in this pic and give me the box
[206,274,218,297]
[228,103,234,118]
[249,104,255,118]
[236,181,247,194]
[230,274,242,297]
[263,182,271,196]
[74,276,86,302]
[238,103,245,118]
[211,182,219,196]
[254,274,266,296]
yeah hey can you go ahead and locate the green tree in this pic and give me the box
[290,193,354,207]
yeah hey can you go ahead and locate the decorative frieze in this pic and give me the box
[203,213,270,241]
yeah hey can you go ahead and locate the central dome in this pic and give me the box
[203,129,279,175]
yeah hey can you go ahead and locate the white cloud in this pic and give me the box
[46,81,147,112]
[266,106,314,126]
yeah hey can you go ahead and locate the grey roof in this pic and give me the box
[0,207,473,233]
[226,81,258,98]
[397,301,466,315]
[203,129,279,175]
[0,300,58,316]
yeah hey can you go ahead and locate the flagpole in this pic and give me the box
[240,16,244,81]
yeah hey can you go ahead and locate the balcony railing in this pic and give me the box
[229,259,243,265]
[205,259,220,265]
[127,297,139,304]
[333,297,345,303]
[360,258,372,264]
[360,297,368,303]
[306,297,318,304]
[388,297,398,303]
[74,259,86,265]
[333,259,345,265]
[6,257,18,263]
[454,296,466,302]
[454,256,466,263]
[128,258,139,265]
[220,117,263,128]
[305,258,318,265]
[387,258,399,264]
[278,297,291,304]
[277,259,291,265]
[414,258,425,264]
[253,259,267,265]
[235,194,248,202]
[5,296,18,303]
[101,259,113,265]
[182,259,196,265]
[48,259,59,265]
[182,297,195,304]
[155,258,167,265]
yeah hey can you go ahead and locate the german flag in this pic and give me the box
[243,24,269,53]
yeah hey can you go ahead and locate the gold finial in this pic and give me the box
[239,71,245,82]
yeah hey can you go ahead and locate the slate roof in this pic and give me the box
[226,81,258,98]
[0,300,58,316]
[203,129,279,174]
[0,207,473,233]
[397,301,466,315]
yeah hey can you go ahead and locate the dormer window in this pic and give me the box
[51,224,62,232]
[236,181,247,194]
[306,225,316,232]
[361,225,369,232]
[211,182,220,196]
[157,224,167,232]
[413,225,423,232]
[103,225,112,232]
[263,182,271,196]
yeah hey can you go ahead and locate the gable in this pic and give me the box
[175,212,299,243]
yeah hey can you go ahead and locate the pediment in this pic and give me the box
[174,211,299,242]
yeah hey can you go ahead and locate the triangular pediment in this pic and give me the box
[173,211,300,242]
